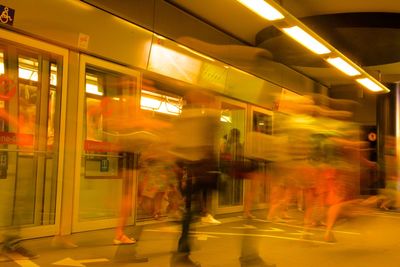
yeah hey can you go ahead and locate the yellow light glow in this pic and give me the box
[140,90,182,116]
[178,44,215,62]
[220,115,232,123]
[85,83,103,95]
[140,96,181,116]
[19,68,38,81]
[356,78,385,92]
[282,26,331,55]
[50,64,58,86]
[237,0,284,21]
[149,44,202,84]
[154,33,166,40]
[0,52,4,74]
[326,57,361,76]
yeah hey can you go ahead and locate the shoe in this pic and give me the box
[113,235,136,245]
[201,214,221,225]
[3,244,39,259]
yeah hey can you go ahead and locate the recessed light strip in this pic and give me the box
[236,0,284,21]
[326,57,361,76]
[356,78,385,92]
[282,26,331,55]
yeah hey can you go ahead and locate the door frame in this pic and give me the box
[0,28,69,239]
[247,105,274,209]
[72,54,141,232]
[214,96,248,215]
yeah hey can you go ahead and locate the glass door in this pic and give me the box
[216,98,247,213]
[136,79,183,221]
[73,55,141,232]
[248,106,273,207]
[0,32,67,238]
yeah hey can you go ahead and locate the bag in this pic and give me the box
[225,158,257,179]
[187,159,220,190]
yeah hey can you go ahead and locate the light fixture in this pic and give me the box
[237,0,284,21]
[356,78,385,92]
[178,44,215,62]
[326,57,361,76]
[235,0,390,93]
[282,26,331,55]
[140,90,182,116]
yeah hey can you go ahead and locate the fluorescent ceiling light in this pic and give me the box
[237,0,284,21]
[356,78,384,92]
[282,26,331,55]
[326,57,361,76]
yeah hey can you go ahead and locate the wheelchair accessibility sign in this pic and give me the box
[0,5,15,26]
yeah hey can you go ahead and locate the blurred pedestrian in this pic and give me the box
[169,89,221,267]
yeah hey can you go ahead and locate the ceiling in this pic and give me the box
[169,0,400,88]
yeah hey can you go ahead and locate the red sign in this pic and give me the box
[0,132,34,146]
[84,140,121,153]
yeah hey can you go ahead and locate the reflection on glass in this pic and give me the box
[0,51,4,74]
[148,44,202,84]
[253,111,272,134]
[86,73,103,96]
[252,111,272,204]
[218,104,246,207]
[50,63,57,86]
[140,90,182,116]
[18,56,38,139]
[18,56,39,81]
[86,98,103,141]
[47,63,57,148]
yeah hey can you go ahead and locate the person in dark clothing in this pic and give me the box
[170,90,221,267]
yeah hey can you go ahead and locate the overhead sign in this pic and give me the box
[0,5,15,26]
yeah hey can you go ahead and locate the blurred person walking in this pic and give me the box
[221,126,277,266]
[138,147,179,220]
[99,94,171,247]
[169,89,221,267]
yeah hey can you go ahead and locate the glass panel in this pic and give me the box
[252,111,272,203]
[218,102,246,207]
[136,79,182,220]
[18,56,39,82]
[140,90,182,116]
[50,63,57,87]
[12,55,40,225]
[47,64,57,148]
[253,111,272,134]
[0,46,62,229]
[0,51,4,74]
[0,48,11,228]
[43,62,59,225]
[79,67,137,221]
